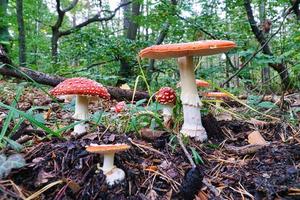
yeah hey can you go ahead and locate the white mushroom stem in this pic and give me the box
[101,153,126,186]
[178,56,207,142]
[72,95,89,134]
[102,153,115,173]
[161,104,173,126]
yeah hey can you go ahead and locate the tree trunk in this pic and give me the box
[16,0,26,66]
[0,0,10,52]
[244,0,291,90]
[51,30,60,64]
[117,0,141,85]
[259,0,270,86]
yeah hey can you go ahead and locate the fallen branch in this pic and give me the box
[0,45,149,101]
[224,144,266,156]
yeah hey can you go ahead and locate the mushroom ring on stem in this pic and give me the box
[86,143,130,186]
[139,40,236,142]
[50,77,110,135]
[155,87,177,128]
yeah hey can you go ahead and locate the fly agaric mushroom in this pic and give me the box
[86,143,130,186]
[139,40,236,141]
[50,78,110,135]
[155,87,177,128]
[112,101,126,113]
[203,92,229,107]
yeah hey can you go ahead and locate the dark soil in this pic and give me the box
[0,82,299,200]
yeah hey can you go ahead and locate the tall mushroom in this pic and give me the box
[50,78,110,135]
[155,87,177,128]
[139,40,236,141]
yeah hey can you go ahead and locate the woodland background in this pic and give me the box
[0,0,299,93]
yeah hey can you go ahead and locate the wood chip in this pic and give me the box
[248,131,267,145]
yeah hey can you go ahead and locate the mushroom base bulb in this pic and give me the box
[72,123,89,135]
[105,167,126,186]
[181,105,207,142]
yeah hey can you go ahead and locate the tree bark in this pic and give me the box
[291,0,300,20]
[16,0,26,66]
[0,0,10,52]
[244,0,291,89]
[258,0,270,86]
[117,0,141,84]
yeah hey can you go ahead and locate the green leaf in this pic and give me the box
[0,153,26,179]
[257,101,277,109]
[3,137,23,152]
[0,102,59,137]
[190,147,204,165]
[0,86,23,142]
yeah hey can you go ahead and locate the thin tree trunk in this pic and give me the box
[0,0,10,52]
[244,0,291,89]
[16,0,26,66]
[259,0,270,86]
[118,0,141,85]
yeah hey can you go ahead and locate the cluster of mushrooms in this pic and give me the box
[49,40,236,186]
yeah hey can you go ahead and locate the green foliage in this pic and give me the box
[0,154,26,179]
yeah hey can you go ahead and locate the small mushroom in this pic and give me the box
[139,40,236,141]
[155,87,177,128]
[112,101,126,113]
[86,143,130,186]
[203,92,229,108]
[50,78,110,135]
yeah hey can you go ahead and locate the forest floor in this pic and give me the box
[0,78,299,200]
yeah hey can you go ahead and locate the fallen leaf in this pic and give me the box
[195,191,208,200]
[145,165,158,172]
[248,131,267,145]
[120,83,130,90]
[161,189,172,200]
[140,128,164,140]
[35,169,55,186]
[215,112,233,121]
[146,189,158,200]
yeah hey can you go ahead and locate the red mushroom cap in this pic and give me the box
[196,79,210,87]
[50,78,110,100]
[155,87,176,105]
[114,101,126,113]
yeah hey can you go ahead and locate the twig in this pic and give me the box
[128,138,165,156]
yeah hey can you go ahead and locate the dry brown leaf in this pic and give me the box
[146,189,158,200]
[140,128,164,140]
[120,83,130,90]
[161,189,172,200]
[145,165,158,172]
[215,112,233,121]
[195,191,208,200]
[248,131,267,145]
[35,169,55,186]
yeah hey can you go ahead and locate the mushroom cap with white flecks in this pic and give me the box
[155,87,177,105]
[50,78,110,100]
